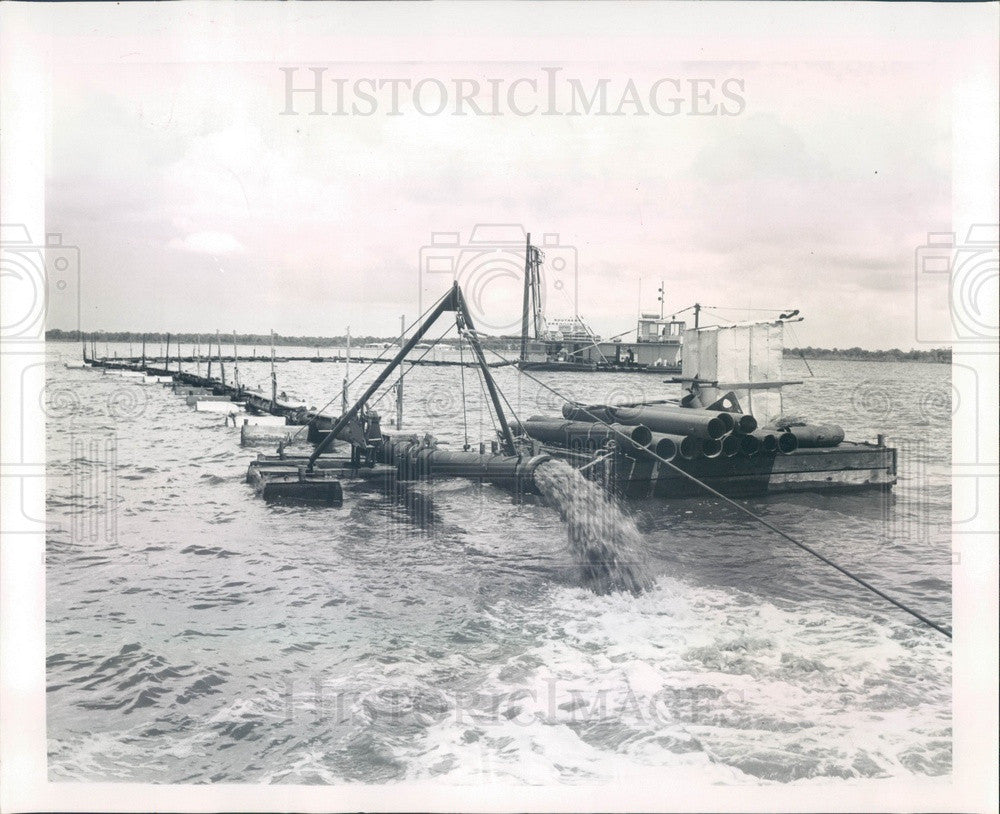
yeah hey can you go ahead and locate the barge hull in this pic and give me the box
[615,441,895,498]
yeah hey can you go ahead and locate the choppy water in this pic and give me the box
[45,343,952,784]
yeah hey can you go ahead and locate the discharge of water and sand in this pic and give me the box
[532,458,654,596]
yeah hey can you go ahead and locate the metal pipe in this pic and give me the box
[611,405,727,440]
[519,418,651,452]
[640,433,701,460]
[721,434,741,458]
[777,432,798,454]
[733,413,758,434]
[785,424,844,448]
[738,433,762,456]
[639,432,679,461]
[631,402,739,432]
[561,403,618,423]
[715,411,736,433]
[701,438,723,458]
[392,445,552,494]
[749,430,779,454]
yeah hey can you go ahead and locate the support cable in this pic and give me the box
[459,335,469,448]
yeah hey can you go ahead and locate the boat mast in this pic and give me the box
[520,233,532,363]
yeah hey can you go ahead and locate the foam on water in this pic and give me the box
[533,459,654,597]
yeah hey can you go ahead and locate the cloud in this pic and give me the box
[167,231,246,256]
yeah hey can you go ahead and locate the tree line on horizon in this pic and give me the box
[783,345,950,363]
[47,329,950,362]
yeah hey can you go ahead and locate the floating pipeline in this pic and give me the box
[380,435,552,494]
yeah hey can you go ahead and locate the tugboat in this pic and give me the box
[516,236,684,373]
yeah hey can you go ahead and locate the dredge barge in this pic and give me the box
[81,277,895,503]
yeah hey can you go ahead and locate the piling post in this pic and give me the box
[216,329,225,386]
[396,314,405,429]
[270,329,277,409]
[343,326,351,412]
[232,330,240,389]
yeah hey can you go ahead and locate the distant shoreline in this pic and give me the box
[783,347,950,364]
[45,330,951,363]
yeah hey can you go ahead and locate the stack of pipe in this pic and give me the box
[514,402,836,461]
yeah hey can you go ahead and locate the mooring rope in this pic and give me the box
[482,347,953,640]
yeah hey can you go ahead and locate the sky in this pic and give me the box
[27,6,989,349]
